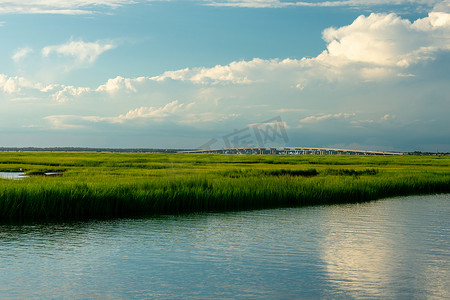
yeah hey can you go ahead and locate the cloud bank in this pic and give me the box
[148,10,450,85]
[1,0,446,14]
[205,0,445,9]
[0,0,136,15]
[3,10,449,95]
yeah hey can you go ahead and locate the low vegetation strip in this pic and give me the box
[0,152,449,222]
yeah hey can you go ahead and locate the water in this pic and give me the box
[1,194,449,299]
[0,172,59,180]
[0,172,27,180]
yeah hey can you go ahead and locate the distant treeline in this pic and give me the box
[0,147,187,153]
[408,151,450,156]
[1,147,448,156]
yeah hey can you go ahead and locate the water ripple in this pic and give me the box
[1,194,449,299]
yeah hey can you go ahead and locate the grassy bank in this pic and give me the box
[1,152,449,222]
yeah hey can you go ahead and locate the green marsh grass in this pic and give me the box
[0,152,449,222]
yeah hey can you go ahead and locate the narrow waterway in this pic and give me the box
[1,194,449,299]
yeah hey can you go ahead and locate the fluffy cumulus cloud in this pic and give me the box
[96,76,146,94]
[42,40,115,64]
[4,9,449,95]
[4,0,449,85]
[137,9,449,86]
[0,74,91,102]
[51,86,91,103]
[319,12,450,68]
[0,74,40,94]
[151,58,285,84]
[0,0,135,15]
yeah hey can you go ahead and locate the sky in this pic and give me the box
[0,0,449,151]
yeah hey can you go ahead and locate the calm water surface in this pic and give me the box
[1,194,449,299]
[0,172,27,180]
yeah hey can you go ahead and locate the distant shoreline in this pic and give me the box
[0,147,448,156]
[0,147,186,153]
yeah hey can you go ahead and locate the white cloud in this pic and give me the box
[205,0,294,8]
[205,0,443,9]
[2,78,19,94]
[433,0,450,12]
[12,47,33,62]
[319,11,450,69]
[43,115,87,130]
[151,59,263,84]
[0,73,91,103]
[52,86,91,103]
[9,96,42,102]
[179,112,238,125]
[413,11,450,29]
[0,74,38,94]
[151,58,311,85]
[0,0,444,15]
[4,2,447,98]
[96,76,146,94]
[147,10,450,85]
[44,100,185,129]
[1,2,447,151]
[111,100,184,123]
[0,0,135,15]
[3,9,449,101]
[351,119,375,124]
[42,40,115,64]
[295,83,305,90]
[397,72,416,77]
[300,113,356,123]
[276,108,306,113]
[382,113,396,120]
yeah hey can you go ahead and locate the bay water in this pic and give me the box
[1,194,449,299]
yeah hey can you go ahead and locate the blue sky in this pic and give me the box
[1,0,449,151]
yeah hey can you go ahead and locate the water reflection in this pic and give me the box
[320,202,400,298]
[0,195,449,299]
[320,195,450,299]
